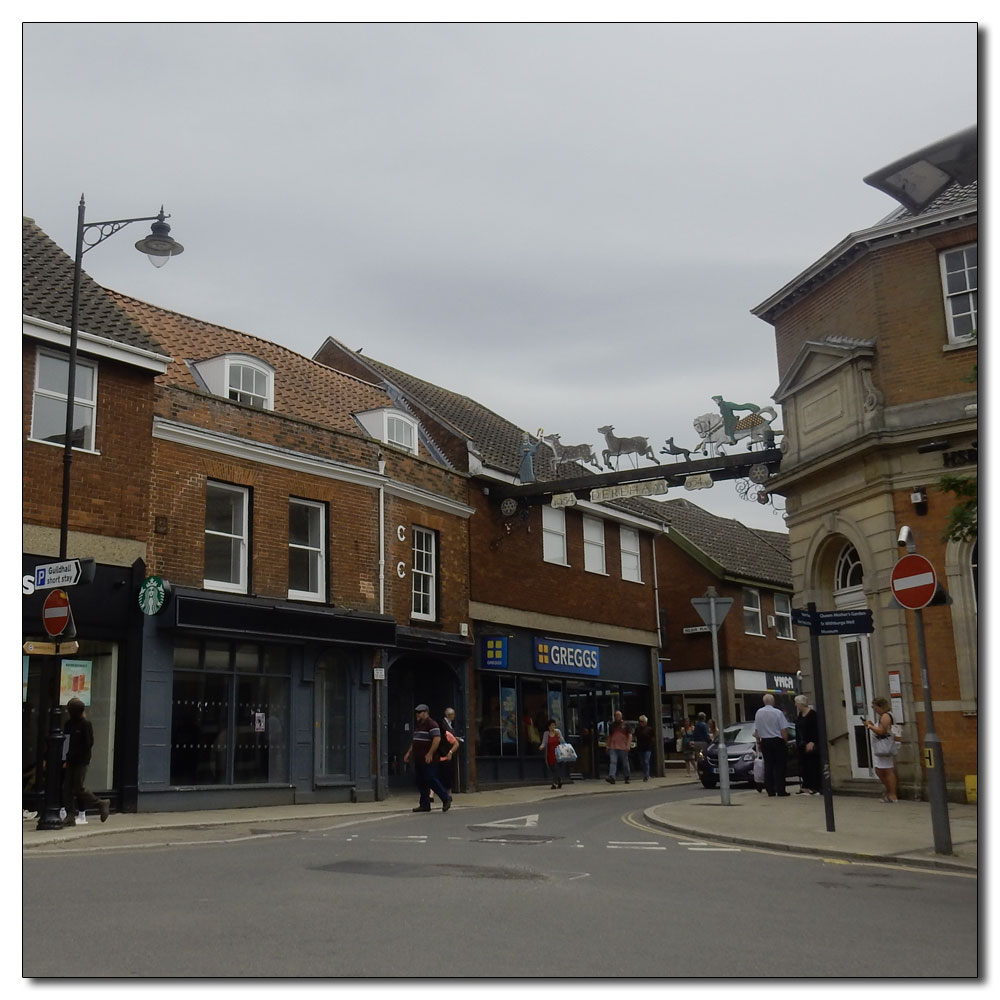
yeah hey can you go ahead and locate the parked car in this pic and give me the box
[696,720,799,789]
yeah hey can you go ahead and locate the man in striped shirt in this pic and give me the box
[403,704,452,812]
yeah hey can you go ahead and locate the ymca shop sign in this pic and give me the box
[534,637,600,676]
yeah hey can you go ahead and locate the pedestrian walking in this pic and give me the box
[708,718,719,744]
[864,696,899,803]
[402,705,452,812]
[690,712,710,758]
[539,719,568,789]
[435,722,460,795]
[794,694,821,795]
[753,694,790,797]
[681,719,696,776]
[635,715,654,781]
[61,698,110,826]
[605,711,632,784]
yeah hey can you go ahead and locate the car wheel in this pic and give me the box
[700,777,717,789]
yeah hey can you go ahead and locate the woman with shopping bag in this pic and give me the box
[539,719,573,789]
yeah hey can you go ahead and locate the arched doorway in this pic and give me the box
[833,543,876,778]
[386,654,462,790]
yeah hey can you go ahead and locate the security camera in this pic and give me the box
[897,525,914,548]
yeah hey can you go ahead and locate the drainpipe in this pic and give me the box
[375,452,387,800]
[650,524,668,776]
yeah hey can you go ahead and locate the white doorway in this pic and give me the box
[839,634,876,778]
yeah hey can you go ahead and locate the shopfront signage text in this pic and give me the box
[590,479,667,503]
[534,637,600,676]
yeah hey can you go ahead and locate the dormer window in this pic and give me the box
[191,354,275,411]
[353,407,419,455]
[228,362,270,408]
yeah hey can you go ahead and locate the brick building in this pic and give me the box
[22,217,170,812]
[314,338,798,787]
[752,127,978,800]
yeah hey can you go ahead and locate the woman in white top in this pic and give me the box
[864,696,898,803]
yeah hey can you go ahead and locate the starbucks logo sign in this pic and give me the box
[138,576,171,616]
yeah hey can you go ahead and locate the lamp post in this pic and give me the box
[37,195,183,831]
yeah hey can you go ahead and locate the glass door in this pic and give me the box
[565,683,596,778]
[839,634,875,778]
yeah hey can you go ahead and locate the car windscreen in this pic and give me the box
[722,724,756,744]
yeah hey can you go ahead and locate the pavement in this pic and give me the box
[22,771,977,873]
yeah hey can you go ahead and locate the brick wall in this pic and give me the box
[22,340,154,544]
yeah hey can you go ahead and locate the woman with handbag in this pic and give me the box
[864,696,899,803]
[539,719,568,789]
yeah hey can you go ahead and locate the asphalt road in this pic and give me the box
[23,785,978,978]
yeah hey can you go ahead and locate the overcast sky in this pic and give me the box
[22,20,979,531]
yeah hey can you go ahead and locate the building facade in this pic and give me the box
[752,128,978,800]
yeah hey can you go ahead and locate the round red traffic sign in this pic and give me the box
[890,554,938,610]
[42,588,71,637]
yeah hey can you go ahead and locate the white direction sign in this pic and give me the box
[34,558,95,590]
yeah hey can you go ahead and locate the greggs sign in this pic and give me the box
[534,637,600,676]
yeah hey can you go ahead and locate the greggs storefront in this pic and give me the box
[472,625,657,786]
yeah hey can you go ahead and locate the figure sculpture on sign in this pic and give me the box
[541,433,601,470]
[692,402,780,456]
[517,432,545,484]
[597,425,657,470]
[712,396,762,444]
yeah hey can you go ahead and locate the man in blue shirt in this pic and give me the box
[753,694,790,797]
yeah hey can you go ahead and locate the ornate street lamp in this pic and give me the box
[37,196,183,831]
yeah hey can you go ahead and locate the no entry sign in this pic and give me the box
[890,554,938,610]
[42,588,72,637]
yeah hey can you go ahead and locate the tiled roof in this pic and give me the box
[624,496,790,587]
[22,217,164,355]
[109,293,394,435]
[877,180,978,226]
[354,354,574,480]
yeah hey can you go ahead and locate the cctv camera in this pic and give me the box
[897,525,913,548]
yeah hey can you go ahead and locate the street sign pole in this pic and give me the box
[806,602,836,832]
[692,588,734,806]
[914,604,952,854]
[37,655,65,831]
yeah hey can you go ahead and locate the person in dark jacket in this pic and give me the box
[61,698,110,826]
[635,715,654,781]
[794,695,821,794]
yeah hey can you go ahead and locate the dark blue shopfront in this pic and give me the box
[473,625,654,786]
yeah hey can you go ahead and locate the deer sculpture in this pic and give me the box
[541,433,602,470]
[597,425,657,470]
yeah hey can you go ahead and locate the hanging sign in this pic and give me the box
[138,576,172,615]
[590,479,668,502]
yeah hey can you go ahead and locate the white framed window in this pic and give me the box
[620,526,642,582]
[30,349,98,451]
[228,361,271,409]
[939,243,978,343]
[773,593,793,639]
[288,498,325,601]
[743,587,763,635]
[583,516,606,574]
[204,481,249,593]
[411,526,437,620]
[386,413,417,452]
[542,505,568,565]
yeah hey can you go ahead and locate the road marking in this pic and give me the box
[473,813,539,829]
[687,847,742,852]
[372,835,427,843]
[607,844,667,850]
[677,841,708,846]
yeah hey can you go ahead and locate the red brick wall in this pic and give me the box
[22,340,154,544]
[469,492,657,632]
[656,540,798,675]
[147,385,470,627]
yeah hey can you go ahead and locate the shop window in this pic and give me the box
[477,674,521,756]
[316,654,350,778]
[743,587,763,635]
[204,481,249,593]
[411,526,437,620]
[620,526,642,582]
[520,679,547,753]
[170,640,290,786]
[30,348,98,451]
[583,516,606,574]
[773,593,793,639]
[288,498,326,601]
[939,243,977,344]
[542,505,568,565]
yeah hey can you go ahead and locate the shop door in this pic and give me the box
[839,634,875,778]
[565,684,596,778]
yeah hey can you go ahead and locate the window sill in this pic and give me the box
[542,559,571,568]
[203,581,248,595]
[585,569,609,576]
[27,437,100,456]
[744,630,765,637]
[287,592,325,603]
[942,339,977,353]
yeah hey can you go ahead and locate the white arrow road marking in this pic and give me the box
[475,813,539,828]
